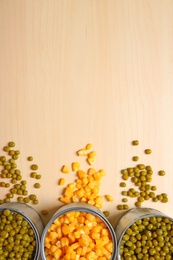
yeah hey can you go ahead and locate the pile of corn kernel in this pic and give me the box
[58,144,113,210]
[44,211,113,260]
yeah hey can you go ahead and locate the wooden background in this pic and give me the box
[0,0,173,228]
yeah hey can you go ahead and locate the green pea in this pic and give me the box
[158,170,166,176]
[120,182,126,187]
[103,211,110,217]
[34,183,40,188]
[132,156,139,161]
[31,164,38,170]
[27,156,33,161]
[144,149,152,154]
[132,140,139,146]
[8,141,15,147]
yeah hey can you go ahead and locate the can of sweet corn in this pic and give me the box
[0,202,44,260]
[41,202,117,259]
[115,207,173,260]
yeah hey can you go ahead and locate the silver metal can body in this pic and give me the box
[115,207,173,260]
[41,202,117,260]
[0,202,44,260]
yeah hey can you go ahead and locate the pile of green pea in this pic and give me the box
[0,142,41,206]
[117,140,168,210]
[0,209,36,260]
[119,216,173,260]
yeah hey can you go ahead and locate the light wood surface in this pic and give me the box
[0,0,173,227]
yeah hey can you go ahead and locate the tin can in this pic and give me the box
[115,207,173,260]
[0,202,44,260]
[41,202,117,260]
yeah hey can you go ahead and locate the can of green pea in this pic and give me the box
[41,202,117,260]
[0,202,44,260]
[115,207,173,260]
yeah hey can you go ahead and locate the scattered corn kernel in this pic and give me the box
[86,143,93,150]
[77,149,88,156]
[88,151,96,158]
[59,178,65,186]
[61,165,70,174]
[105,195,114,202]
[87,157,94,165]
[72,162,80,171]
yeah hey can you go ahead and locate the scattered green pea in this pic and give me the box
[31,164,38,170]
[27,156,33,161]
[158,170,166,176]
[103,211,110,217]
[132,140,139,145]
[145,149,152,154]
[132,156,139,161]
[34,183,41,188]
[8,141,15,147]
[120,182,126,187]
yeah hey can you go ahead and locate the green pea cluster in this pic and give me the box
[117,140,168,210]
[0,142,41,205]
[120,216,173,260]
[0,209,36,260]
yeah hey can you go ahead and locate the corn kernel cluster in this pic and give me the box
[45,211,113,260]
[59,144,113,209]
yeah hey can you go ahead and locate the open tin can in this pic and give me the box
[0,202,44,260]
[41,202,117,259]
[115,207,173,260]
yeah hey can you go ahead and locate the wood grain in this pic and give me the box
[0,0,173,227]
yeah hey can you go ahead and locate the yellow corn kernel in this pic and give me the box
[64,246,73,254]
[59,196,69,204]
[60,237,69,247]
[91,187,99,195]
[54,248,62,258]
[88,151,96,157]
[87,157,94,165]
[74,230,81,239]
[75,189,85,198]
[101,228,109,236]
[105,195,114,202]
[93,172,101,180]
[72,195,78,202]
[77,170,86,179]
[87,168,96,175]
[61,165,70,174]
[62,224,74,235]
[79,235,91,247]
[64,187,74,197]
[105,241,113,253]
[72,162,80,171]
[99,169,106,176]
[86,213,95,222]
[50,245,57,253]
[86,143,93,150]
[80,197,87,202]
[71,242,80,250]
[82,177,88,186]
[77,148,88,156]
[87,200,95,206]
[86,251,96,259]
[59,178,65,185]
[49,231,59,239]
